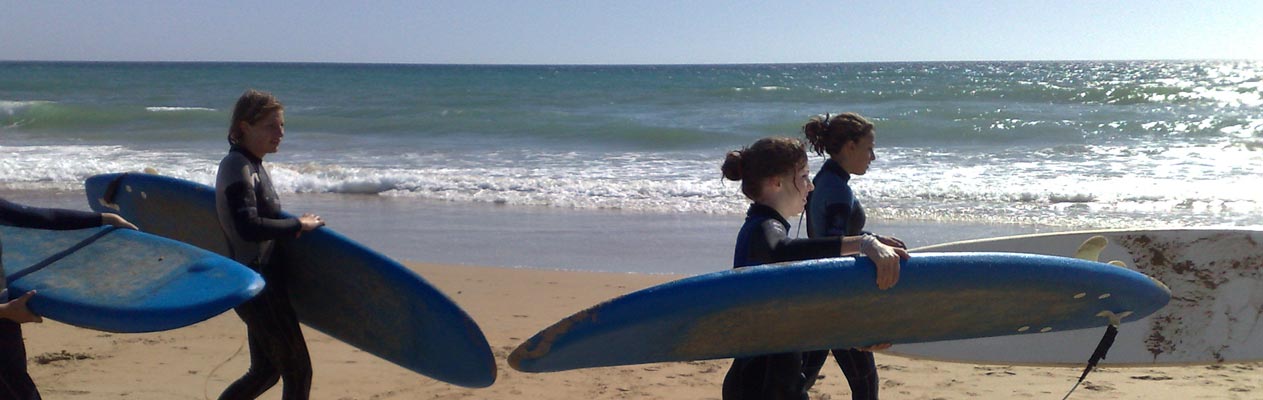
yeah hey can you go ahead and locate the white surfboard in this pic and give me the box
[886,229,1263,366]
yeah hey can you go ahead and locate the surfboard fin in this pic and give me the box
[1072,236,1108,262]
[98,173,129,211]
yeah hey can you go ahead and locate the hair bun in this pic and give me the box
[721,150,744,181]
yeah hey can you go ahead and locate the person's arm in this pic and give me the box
[100,213,138,230]
[840,234,908,290]
[758,218,907,289]
[0,291,42,324]
[872,234,906,249]
[221,163,302,241]
[0,197,101,230]
[761,219,843,263]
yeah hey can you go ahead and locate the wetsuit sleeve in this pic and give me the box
[0,197,102,230]
[220,164,302,242]
[760,219,842,263]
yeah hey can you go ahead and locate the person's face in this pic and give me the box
[774,163,815,217]
[841,132,876,175]
[239,110,284,158]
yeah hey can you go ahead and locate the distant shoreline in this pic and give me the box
[1,58,1250,67]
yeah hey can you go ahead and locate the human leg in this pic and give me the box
[218,301,281,400]
[760,352,808,400]
[0,320,39,400]
[832,348,878,400]
[801,350,829,391]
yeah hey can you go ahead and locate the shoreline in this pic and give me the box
[24,261,1263,399]
[3,187,1074,274]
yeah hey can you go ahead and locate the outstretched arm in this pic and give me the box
[0,197,102,230]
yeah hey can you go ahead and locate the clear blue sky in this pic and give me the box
[2,0,1260,64]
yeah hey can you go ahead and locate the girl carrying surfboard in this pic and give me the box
[215,89,324,400]
[801,112,904,400]
[719,137,907,400]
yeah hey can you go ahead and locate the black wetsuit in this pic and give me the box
[722,203,841,400]
[214,146,310,400]
[802,159,878,400]
[1,198,103,400]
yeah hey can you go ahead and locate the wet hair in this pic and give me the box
[721,137,809,200]
[227,89,284,145]
[802,112,873,157]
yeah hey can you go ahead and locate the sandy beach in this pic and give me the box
[22,261,1263,399]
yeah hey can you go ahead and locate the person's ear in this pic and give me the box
[768,175,783,192]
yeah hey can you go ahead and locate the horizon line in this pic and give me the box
[1,58,1257,67]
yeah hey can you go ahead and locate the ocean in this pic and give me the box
[3,61,1260,273]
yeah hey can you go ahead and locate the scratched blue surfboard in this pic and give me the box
[84,172,495,388]
[509,253,1171,372]
[1,225,263,333]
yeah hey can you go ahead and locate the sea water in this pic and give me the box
[3,61,1260,272]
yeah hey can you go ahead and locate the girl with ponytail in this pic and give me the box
[800,112,905,400]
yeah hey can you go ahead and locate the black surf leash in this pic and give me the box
[1060,315,1121,400]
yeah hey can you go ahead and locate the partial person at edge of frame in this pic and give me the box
[1,198,137,400]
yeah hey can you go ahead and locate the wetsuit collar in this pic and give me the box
[822,159,851,182]
[747,203,791,229]
[230,144,264,164]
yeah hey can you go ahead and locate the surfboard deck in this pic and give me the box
[84,172,495,388]
[509,252,1170,372]
[2,225,263,333]
[887,229,1263,366]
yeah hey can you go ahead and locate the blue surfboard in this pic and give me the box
[2,225,263,333]
[509,253,1171,372]
[84,172,495,388]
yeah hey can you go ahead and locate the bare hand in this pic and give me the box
[876,234,907,249]
[101,213,138,230]
[0,291,43,324]
[861,235,909,290]
[298,213,325,232]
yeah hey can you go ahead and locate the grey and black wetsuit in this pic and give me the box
[1,198,104,400]
[722,203,841,400]
[214,145,310,400]
[802,159,878,400]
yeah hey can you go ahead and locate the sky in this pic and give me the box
[2,0,1261,64]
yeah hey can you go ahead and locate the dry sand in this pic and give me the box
[24,262,1263,399]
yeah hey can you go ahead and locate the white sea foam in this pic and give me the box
[3,140,1261,229]
[145,106,217,112]
[0,100,51,116]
